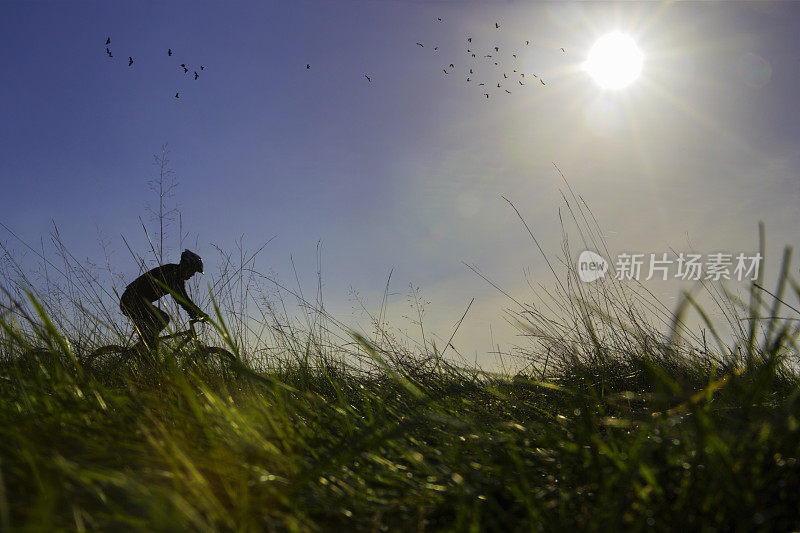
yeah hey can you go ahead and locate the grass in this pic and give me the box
[2,212,800,530]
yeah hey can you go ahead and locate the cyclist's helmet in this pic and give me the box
[180,249,203,274]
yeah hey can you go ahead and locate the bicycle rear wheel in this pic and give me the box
[84,344,134,372]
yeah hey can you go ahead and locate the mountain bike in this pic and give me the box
[84,319,236,372]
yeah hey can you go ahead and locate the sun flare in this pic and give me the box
[584,32,643,90]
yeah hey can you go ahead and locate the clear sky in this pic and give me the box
[2,1,800,366]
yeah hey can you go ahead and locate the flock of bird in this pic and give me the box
[411,19,566,99]
[105,19,562,101]
[104,37,205,99]
[306,18,566,99]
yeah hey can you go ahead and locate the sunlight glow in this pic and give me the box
[584,32,643,90]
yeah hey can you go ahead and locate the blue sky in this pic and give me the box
[2,1,800,365]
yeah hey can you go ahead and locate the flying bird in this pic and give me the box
[416,42,424,47]
[105,37,111,45]
[183,66,188,73]
[505,89,511,93]
[519,80,524,85]
[306,64,310,69]
[478,83,485,86]
[443,69,448,74]
[484,93,489,98]
[494,46,499,52]
[512,54,516,58]
[437,17,442,21]
[200,66,205,70]
[561,47,565,52]
[469,68,473,73]
[128,56,133,66]
[540,79,546,85]
[503,73,507,78]
[495,22,499,28]
[497,82,501,87]
[175,92,180,98]
[468,37,472,43]
[365,74,371,82]
[471,54,476,58]
[525,40,529,45]
[168,48,172,56]
[105,47,111,56]
[194,71,198,80]
[434,47,438,50]
[449,63,454,68]
[484,55,491,58]
[466,77,470,81]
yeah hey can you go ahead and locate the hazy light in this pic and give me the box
[584,32,643,90]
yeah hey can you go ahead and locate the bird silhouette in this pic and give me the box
[106,37,111,45]
[128,57,133,66]
[495,22,499,29]
[449,63,454,68]
[525,40,530,45]
[540,79,546,85]
[494,46,499,52]
[106,47,111,56]
[183,66,188,73]
[561,47,565,52]
[200,66,205,70]
[505,89,511,93]
[484,55,491,58]
[194,71,198,80]
[416,42,424,47]
[365,74,371,82]
[520,73,524,77]
[519,80,524,85]
[306,64,310,69]
[484,93,489,98]
[471,54,476,58]
[478,83,485,86]
[168,48,172,56]
[497,83,501,87]
[437,17,442,21]
[467,77,470,81]
[503,73,507,78]
[468,37,472,43]
[512,54,517,58]
[175,92,180,98]
[443,69,448,74]
[434,47,438,50]
[469,68,473,74]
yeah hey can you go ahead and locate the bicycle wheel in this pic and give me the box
[84,344,133,372]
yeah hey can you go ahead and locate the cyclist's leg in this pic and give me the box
[138,304,170,352]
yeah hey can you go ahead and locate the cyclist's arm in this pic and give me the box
[173,282,205,321]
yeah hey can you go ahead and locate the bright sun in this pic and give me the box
[584,32,643,90]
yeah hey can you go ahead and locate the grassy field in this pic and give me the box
[1,221,800,531]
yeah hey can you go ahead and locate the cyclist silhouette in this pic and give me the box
[120,250,207,351]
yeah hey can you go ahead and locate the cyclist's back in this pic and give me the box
[122,263,190,308]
